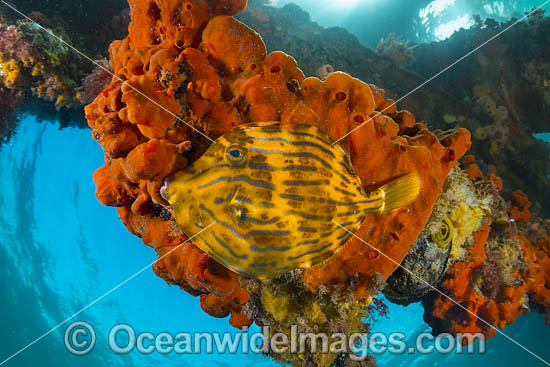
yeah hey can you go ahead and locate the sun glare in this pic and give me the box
[340,0,358,7]
[434,14,474,39]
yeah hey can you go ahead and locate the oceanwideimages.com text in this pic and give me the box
[64,321,486,360]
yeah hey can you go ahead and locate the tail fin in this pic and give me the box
[379,173,420,213]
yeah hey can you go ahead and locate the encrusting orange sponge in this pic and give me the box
[85,0,471,326]
[422,158,550,341]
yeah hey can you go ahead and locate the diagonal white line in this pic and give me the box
[0,0,216,144]
[332,1,550,145]
[332,220,550,366]
[0,222,215,366]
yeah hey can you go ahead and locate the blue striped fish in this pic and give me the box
[163,123,420,279]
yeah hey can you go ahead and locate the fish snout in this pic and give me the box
[160,179,170,202]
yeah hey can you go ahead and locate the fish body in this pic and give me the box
[164,123,419,279]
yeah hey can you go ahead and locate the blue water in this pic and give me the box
[0,116,548,366]
[370,301,550,366]
[0,116,272,367]
[275,0,550,44]
[534,132,550,142]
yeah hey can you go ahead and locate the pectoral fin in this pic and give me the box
[228,188,255,223]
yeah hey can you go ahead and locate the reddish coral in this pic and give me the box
[86,0,471,325]
[518,233,550,322]
[423,180,550,340]
[487,173,503,190]
[153,240,250,327]
[461,154,504,189]
[423,224,498,338]
[127,0,247,49]
[0,24,34,66]
[464,163,483,179]
[79,59,114,104]
[461,154,484,179]
[121,75,182,139]
[93,164,135,207]
[508,190,533,223]
[303,119,470,298]
[201,15,267,74]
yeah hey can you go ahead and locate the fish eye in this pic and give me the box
[431,216,453,248]
[230,149,242,158]
[225,145,247,165]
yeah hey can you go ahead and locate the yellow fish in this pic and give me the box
[163,123,420,279]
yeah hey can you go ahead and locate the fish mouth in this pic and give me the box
[159,180,170,203]
[160,160,201,203]
[160,170,182,203]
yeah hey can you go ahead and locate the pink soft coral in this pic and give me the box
[0,24,34,66]
[78,59,114,104]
